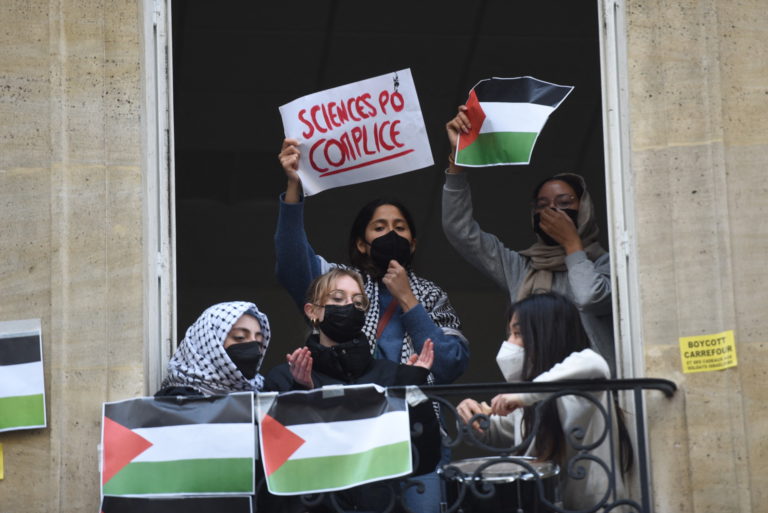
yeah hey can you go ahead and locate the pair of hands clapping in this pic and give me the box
[286,338,435,389]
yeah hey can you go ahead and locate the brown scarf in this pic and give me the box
[517,173,606,300]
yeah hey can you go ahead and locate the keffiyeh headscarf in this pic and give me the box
[160,301,271,394]
[517,173,607,300]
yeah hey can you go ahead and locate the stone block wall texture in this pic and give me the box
[2,0,768,512]
[0,1,144,512]
[627,0,768,512]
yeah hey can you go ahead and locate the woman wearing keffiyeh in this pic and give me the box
[276,138,469,386]
[157,301,271,396]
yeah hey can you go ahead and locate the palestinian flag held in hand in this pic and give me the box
[101,392,255,497]
[455,76,574,167]
[100,495,252,513]
[258,385,412,495]
[0,320,46,432]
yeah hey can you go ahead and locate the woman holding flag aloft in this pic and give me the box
[442,106,615,370]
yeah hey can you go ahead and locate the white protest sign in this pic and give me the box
[279,69,433,196]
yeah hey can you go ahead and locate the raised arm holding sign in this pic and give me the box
[278,69,433,196]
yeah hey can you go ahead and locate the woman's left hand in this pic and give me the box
[382,260,419,311]
[406,338,434,370]
[490,393,524,416]
[538,208,583,254]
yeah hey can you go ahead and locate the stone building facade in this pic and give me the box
[0,1,766,511]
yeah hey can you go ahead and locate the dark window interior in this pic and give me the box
[172,0,607,384]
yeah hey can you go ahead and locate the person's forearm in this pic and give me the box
[284,179,301,203]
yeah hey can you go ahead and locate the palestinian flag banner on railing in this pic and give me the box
[100,495,252,513]
[101,392,255,497]
[257,384,412,495]
[0,319,46,432]
[455,76,573,167]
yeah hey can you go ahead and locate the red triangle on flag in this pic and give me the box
[102,417,153,484]
[457,88,486,151]
[261,414,306,476]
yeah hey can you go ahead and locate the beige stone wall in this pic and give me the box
[0,1,145,512]
[626,0,768,511]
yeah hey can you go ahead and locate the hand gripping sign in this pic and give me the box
[279,69,433,196]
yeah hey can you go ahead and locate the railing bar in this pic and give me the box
[634,386,651,513]
[389,378,676,398]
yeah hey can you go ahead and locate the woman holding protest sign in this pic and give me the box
[442,107,615,370]
[275,138,469,385]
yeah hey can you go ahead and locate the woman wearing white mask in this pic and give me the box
[456,292,630,511]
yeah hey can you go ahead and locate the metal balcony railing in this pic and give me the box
[254,378,676,513]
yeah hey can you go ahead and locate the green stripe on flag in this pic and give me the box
[103,458,253,496]
[457,132,538,165]
[0,394,44,430]
[267,441,411,494]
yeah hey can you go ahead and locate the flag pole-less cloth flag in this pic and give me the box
[455,76,574,167]
[257,384,412,495]
[0,319,46,432]
[100,495,253,513]
[101,392,255,497]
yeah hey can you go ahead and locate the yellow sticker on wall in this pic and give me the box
[679,330,737,373]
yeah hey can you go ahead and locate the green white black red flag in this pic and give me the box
[100,393,255,497]
[257,384,412,495]
[0,319,46,432]
[456,76,573,166]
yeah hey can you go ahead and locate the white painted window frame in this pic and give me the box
[598,0,644,379]
[141,0,176,394]
[138,0,643,393]
[598,0,654,506]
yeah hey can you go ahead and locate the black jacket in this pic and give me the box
[264,334,441,476]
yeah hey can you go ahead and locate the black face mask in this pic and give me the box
[533,208,579,246]
[225,342,263,380]
[369,230,412,274]
[319,304,366,343]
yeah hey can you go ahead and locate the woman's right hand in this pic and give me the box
[457,398,492,433]
[279,138,302,203]
[445,105,470,174]
[286,346,314,389]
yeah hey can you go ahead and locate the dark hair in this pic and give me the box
[508,292,590,382]
[347,198,417,276]
[507,292,633,472]
[508,292,592,464]
[532,174,584,201]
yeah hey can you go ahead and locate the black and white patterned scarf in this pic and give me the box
[321,259,465,376]
[160,301,271,394]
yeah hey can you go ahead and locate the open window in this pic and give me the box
[167,1,630,382]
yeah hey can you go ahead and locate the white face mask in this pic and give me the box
[496,341,525,382]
